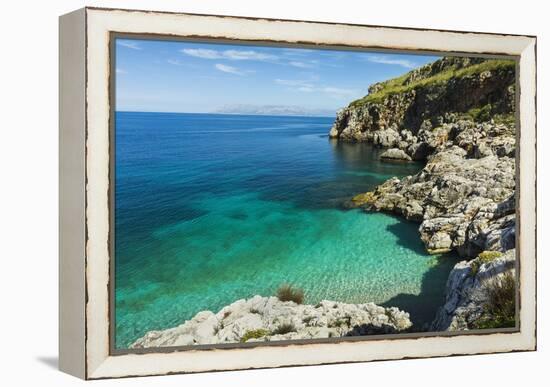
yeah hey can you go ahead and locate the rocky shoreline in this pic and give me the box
[131,296,412,348]
[346,120,516,258]
[332,57,516,259]
[333,56,517,331]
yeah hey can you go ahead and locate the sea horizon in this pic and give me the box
[115,110,338,119]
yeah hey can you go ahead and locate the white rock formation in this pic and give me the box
[131,296,412,348]
[431,248,516,331]
[380,148,413,161]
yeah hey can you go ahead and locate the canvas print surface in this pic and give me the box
[113,38,517,350]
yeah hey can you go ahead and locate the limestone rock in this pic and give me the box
[353,126,516,258]
[431,249,516,331]
[329,57,515,146]
[380,148,412,162]
[373,128,400,148]
[130,296,412,348]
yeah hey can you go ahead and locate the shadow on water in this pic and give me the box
[330,139,385,169]
[384,215,427,256]
[381,255,459,330]
[382,217,460,330]
[329,139,422,177]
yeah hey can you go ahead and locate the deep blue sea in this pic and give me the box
[114,112,457,348]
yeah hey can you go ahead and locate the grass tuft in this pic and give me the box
[473,272,516,329]
[272,323,296,335]
[276,283,305,304]
[328,317,351,328]
[240,329,269,343]
[493,113,516,127]
[478,251,504,262]
[466,104,493,122]
[302,316,315,325]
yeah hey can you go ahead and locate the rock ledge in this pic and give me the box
[131,296,412,348]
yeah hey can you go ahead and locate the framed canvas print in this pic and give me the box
[59,7,537,379]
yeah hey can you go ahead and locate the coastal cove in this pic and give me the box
[114,112,457,348]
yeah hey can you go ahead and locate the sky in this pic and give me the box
[115,38,440,115]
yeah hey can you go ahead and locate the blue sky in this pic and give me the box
[115,38,440,115]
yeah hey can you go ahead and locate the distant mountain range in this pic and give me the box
[213,104,336,117]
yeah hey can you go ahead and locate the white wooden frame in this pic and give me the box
[59,7,537,380]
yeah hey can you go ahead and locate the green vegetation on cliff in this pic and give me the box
[470,250,503,277]
[240,329,270,342]
[472,272,516,329]
[330,56,516,142]
[350,59,516,106]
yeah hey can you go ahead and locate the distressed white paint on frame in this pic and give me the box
[78,7,536,379]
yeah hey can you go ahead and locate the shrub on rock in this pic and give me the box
[276,284,305,304]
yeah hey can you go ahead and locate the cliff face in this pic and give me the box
[329,57,516,147]
[431,249,516,331]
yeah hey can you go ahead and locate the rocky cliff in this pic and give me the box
[131,296,412,348]
[329,57,515,147]
[351,121,516,258]
[333,56,517,331]
[431,249,516,331]
[337,57,517,259]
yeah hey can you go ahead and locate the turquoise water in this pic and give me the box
[115,112,456,348]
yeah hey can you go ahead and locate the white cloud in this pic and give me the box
[289,61,314,68]
[214,63,244,75]
[275,78,357,98]
[181,47,329,70]
[115,68,126,74]
[181,48,223,59]
[365,55,417,69]
[182,48,277,62]
[222,50,277,61]
[274,79,314,87]
[117,41,141,50]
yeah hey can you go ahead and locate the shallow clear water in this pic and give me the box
[115,112,457,348]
